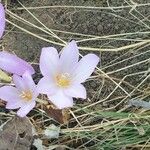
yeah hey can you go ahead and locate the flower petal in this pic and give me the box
[13,74,27,91]
[40,47,59,77]
[22,71,36,91]
[6,100,23,109]
[64,84,86,99]
[73,54,99,83]
[37,77,57,95]
[0,86,20,102]
[17,101,36,117]
[59,40,79,73]
[48,90,73,109]
[0,51,35,75]
[0,3,5,38]
[13,72,38,99]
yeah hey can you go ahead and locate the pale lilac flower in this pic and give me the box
[0,51,35,75]
[0,3,5,38]
[0,71,38,117]
[38,40,99,109]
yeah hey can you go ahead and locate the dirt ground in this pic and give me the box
[4,0,149,60]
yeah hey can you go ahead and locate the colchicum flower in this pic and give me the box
[0,71,38,117]
[38,40,99,109]
[0,51,35,75]
[0,3,5,38]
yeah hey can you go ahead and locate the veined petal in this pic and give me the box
[17,101,36,117]
[0,86,20,102]
[48,90,73,109]
[37,77,57,95]
[0,51,35,75]
[64,84,86,99]
[73,54,99,83]
[40,47,59,77]
[6,100,23,109]
[59,40,79,73]
[0,3,5,38]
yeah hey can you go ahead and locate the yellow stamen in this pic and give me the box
[20,90,32,101]
[55,73,70,88]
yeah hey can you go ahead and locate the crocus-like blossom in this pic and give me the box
[0,3,5,38]
[38,40,99,109]
[0,51,35,75]
[0,71,38,117]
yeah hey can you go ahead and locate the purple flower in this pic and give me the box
[0,51,35,75]
[0,3,5,38]
[0,71,38,117]
[38,40,99,109]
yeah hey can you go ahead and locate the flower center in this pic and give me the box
[20,90,32,101]
[55,73,70,88]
